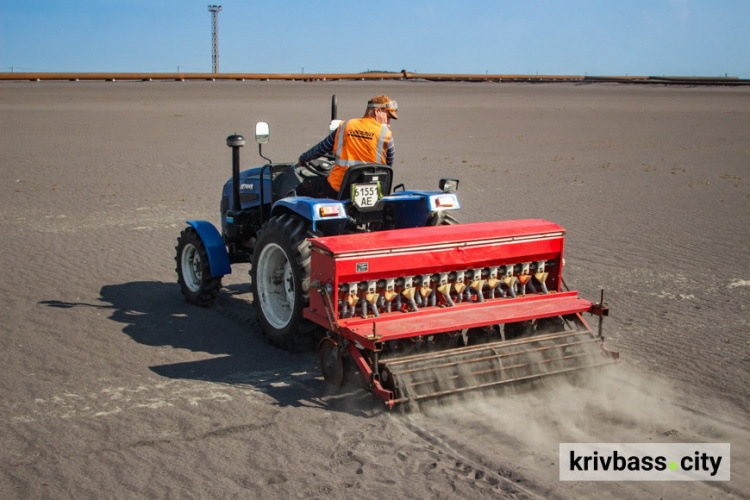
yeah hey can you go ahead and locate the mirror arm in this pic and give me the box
[258,143,272,164]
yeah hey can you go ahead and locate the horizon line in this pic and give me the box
[1,71,747,86]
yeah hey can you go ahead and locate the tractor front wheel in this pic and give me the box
[175,226,223,307]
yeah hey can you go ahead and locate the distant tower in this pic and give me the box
[208,5,222,73]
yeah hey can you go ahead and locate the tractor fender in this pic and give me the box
[186,220,232,276]
[271,197,347,231]
[385,190,461,211]
[381,191,461,228]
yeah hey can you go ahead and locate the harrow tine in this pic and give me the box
[392,360,615,405]
[384,329,592,367]
[406,352,597,391]
[380,328,615,405]
[389,338,602,378]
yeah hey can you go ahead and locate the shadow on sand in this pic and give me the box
[40,281,379,415]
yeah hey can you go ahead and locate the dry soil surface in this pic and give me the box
[1,80,748,498]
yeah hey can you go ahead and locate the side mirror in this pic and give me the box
[255,122,270,144]
[329,119,343,134]
[439,178,459,192]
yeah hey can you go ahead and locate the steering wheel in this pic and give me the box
[301,159,333,177]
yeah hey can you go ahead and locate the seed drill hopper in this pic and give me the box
[307,219,619,408]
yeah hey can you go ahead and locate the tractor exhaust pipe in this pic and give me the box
[226,134,246,211]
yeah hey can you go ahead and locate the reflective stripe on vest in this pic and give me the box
[334,120,349,162]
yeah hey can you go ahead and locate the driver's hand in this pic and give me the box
[298,158,307,167]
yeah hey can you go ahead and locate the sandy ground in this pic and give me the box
[1,80,748,498]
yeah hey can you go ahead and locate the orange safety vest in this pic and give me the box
[328,117,392,191]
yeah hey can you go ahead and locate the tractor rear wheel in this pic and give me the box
[251,214,321,351]
[175,226,223,306]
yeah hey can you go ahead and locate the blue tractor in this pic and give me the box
[176,96,461,351]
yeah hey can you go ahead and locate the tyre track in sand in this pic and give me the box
[398,415,549,499]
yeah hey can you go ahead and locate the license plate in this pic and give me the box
[352,183,380,209]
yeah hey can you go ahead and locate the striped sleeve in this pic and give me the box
[299,130,337,164]
[385,136,395,166]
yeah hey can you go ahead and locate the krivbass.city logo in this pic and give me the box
[560,443,730,481]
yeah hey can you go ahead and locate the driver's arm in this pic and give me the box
[385,136,395,166]
[299,130,337,166]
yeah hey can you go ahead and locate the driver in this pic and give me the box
[296,95,397,198]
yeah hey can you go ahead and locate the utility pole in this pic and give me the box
[207,5,222,74]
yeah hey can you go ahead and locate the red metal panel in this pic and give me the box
[306,249,336,325]
[304,219,571,334]
[332,238,561,283]
[309,219,565,256]
[338,292,593,349]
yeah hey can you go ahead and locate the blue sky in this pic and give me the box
[1,0,748,77]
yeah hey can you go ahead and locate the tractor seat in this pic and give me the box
[336,163,393,201]
[336,164,393,225]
